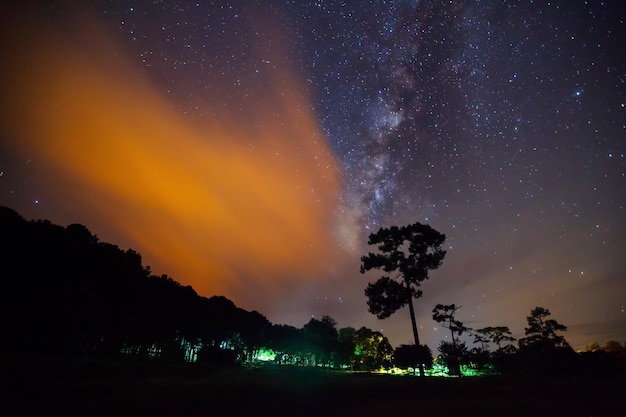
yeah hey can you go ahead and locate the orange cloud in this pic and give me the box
[1,11,344,310]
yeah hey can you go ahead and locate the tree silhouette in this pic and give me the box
[302,316,339,367]
[437,340,470,375]
[472,330,490,351]
[2,205,414,370]
[602,340,624,353]
[432,304,468,376]
[360,222,446,376]
[519,306,571,352]
[353,327,393,371]
[518,306,574,374]
[393,344,433,374]
[336,327,357,369]
[235,309,272,362]
[268,324,303,365]
[432,304,468,343]
[474,326,516,351]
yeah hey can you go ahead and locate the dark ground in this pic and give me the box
[4,361,623,417]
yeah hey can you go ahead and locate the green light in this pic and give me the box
[256,348,276,362]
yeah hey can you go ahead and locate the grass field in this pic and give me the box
[6,361,623,416]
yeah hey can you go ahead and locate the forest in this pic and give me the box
[1,205,624,378]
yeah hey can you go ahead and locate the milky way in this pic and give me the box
[1,1,625,350]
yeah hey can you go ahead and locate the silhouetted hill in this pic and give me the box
[0,205,267,363]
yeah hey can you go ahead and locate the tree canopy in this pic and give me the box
[360,222,446,376]
[432,304,468,376]
[474,326,516,351]
[519,306,571,352]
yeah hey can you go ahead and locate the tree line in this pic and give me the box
[0,206,395,371]
[1,206,623,376]
[359,221,626,377]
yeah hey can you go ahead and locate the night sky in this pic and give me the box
[1,1,624,351]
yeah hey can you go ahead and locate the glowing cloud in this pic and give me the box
[1,12,344,311]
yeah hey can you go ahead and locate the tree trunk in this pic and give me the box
[406,288,424,377]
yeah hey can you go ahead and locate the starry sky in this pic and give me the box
[1,1,625,351]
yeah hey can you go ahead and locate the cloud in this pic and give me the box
[0,10,345,310]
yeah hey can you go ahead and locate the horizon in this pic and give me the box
[3,203,623,352]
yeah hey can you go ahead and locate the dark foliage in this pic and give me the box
[432,304,469,376]
[353,327,394,371]
[0,205,399,372]
[360,224,447,318]
[364,276,411,319]
[360,221,446,376]
[519,306,571,352]
[302,316,339,367]
[512,306,574,375]
[473,326,516,351]
[0,206,264,365]
[393,344,433,372]
[3,206,625,379]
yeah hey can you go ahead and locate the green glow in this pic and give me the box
[256,348,276,362]
[425,360,450,377]
[460,363,497,376]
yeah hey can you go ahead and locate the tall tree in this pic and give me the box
[432,304,468,376]
[360,222,446,376]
